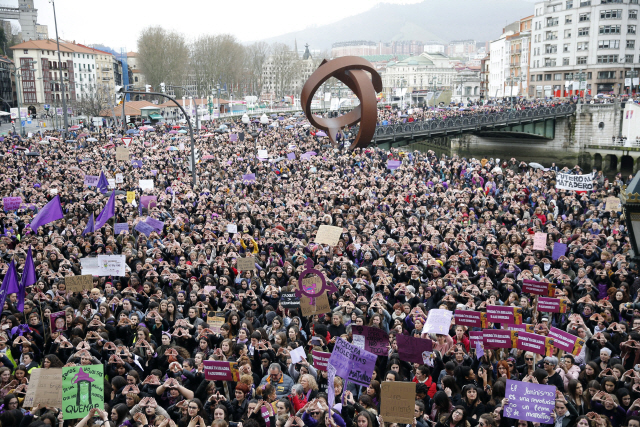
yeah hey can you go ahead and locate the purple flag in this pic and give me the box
[140,196,158,209]
[0,261,19,311]
[95,191,115,230]
[82,212,95,236]
[97,171,109,194]
[475,339,484,358]
[18,247,35,311]
[29,195,64,231]
[287,153,296,160]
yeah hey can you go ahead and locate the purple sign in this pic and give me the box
[547,326,585,356]
[287,152,296,160]
[242,173,256,183]
[132,160,143,169]
[351,325,389,356]
[469,331,483,349]
[396,334,433,364]
[134,221,154,237]
[486,305,522,324]
[140,196,158,209]
[552,242,567,260]
[454,310,486,328]
[84,175,99,187]
[483,330,516,349]
[145,217,164,232]
[3,197,22,211]
[229,134,238,142]
[515,331,553,356]
[504,380,555,424]
[328,337,376,387]
[475,339,484,358]
[387,160,402,170]
[114,223,129,235]
[522,279,555,296]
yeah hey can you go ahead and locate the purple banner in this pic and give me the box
[351,325,389,356]
[134,221,154,237]
[552,242,567,260]
[504,380,555,424]
[140,195,158,209]
[515,331,553,356]
[328,337,377,387]
[469,331,483,349]
[114,223,129,235]
[387,160,402,170]
[203,360,239,381]
[2,197,22,211]
[486,305,522,324]
[84,175,99,187]
[312,350,330,371]
[538,297,568,313]
[454,310,487,328]
[145,217,164,232]
[229,134,238,142]
[287,152,296,160]
[483,330,516,349]
[242,173,256,183]
[548,326,585,356]
[522,279,555,296]
[396,334,433,364]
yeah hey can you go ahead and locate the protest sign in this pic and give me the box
[396,334,433,364]
[140,195,158,209]
[62,365,104,420]
[476,340,484,358]
[257,149,268,158]
[280,292,300,309]
[328,337,377,387]
[552,242,567,260]
[422,309,453,334]
[242,173,256,183]
[469,331,483,349]
[65,275,93,293]
[139,179,154,191]
[515,331,554,356]
[605,196,621,212]
[115,147,130,161]
[237,256,256,271]
[135,221,154,237]
[503,324,534,333]
[555,172,594,191]
[97,255,126,276]
[203,361,239,381]
[548,326,585,356]
[314,225,343,246]
[504,380,555,424]
[145,217,164,232]
[533,232,547,250]
[486,305,523,325]
[3,197,22,210]
[522,279,555,296]
[115,173,123,184]
[312,350,330,371]
[537,297,568,313]
[107,178,115,189]
[23,368,62,408]
[352,333,365,349]
[300,292,330,317]
[51,311,67,332]
[351,325,389,356]
[126,192,135,204]
[454,310,487,328]
[114,223,129,235]
[289,346,306,364]
[80,258,100,276]
[387,160,402,170]
[227,224,238,234]
[380,382,415,424]
[483,330,517,349]
[287,152,296,160]
[209,315,225,334]
[84,175,99,187]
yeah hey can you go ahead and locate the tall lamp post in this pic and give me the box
[621,173,640,262]
[576,69,586,104]
[50,0,69,139]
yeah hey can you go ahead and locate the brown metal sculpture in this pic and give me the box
[300,56,382,150]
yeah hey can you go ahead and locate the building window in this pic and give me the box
[600,0,622,3]
[563,57,570,65]
[579,12,590,21]
[597,54,619,63]
[578,27,590,36]
[564,73,574,79]
[579,0,590,5]
[554,73,562,80]
[630,9,638,19]
[600,9,622,19]
[546,45,558,53]
[577,56,588,64]
[577,42,589,50]
[544,74,552,81]
[565,29,572,38]
[597,71,616,79]
[629,25,637,33]
[566,0,573,8]
[563,43,570,52]
[628,40,636,49]
[626,54,634,63]
[566,15,573,23]
[598,40,620,48]
[23,49,27,54]
[599,25,621,34]
[547,17,559,26]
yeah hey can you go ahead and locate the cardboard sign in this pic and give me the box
[522,279,555,297]
[515,331,554,356]
[280,292,300,309]
[396,334,433,364]
[65,275,93,293]
[3,197,22,210]
[328,337,377,387]
[552,242,567,260]
[555,172,594,191]
[312,350,330,371]
[62,365,104,420]
[115,146,130,161]
[203,361,239,381]
[422,309,453,334]
[237,256,256,271]
[537,297,568,313]
[300,292,330,317]
[605,196,621,212]
[486,305,523,324]
[209,316,225,334]
[548,326,585,356]
[454,310,487,328]
[483,330,517,349]
[351,325,389,356]
[380,381,416,424]
[114,223,129,235]
[504,380,555,424]
[533,232,547,250]
[314,225,343,246]
[23,368,63,408]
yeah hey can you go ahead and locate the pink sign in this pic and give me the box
[522,279,555,296]
[203,361,239,381]
[469,331,483,349]
[533,232,547,250]
[351,325,389,356]
[312,350,330,371]
[2,197,22,211]
[486,305,522,324]
[483,330,516,349]
[547,326,585,355]
[515,331,553,356]
[538,297,568,313]
[503,324,534,333]
[454,310,486,328]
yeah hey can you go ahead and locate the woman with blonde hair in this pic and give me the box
[300,373,319,401]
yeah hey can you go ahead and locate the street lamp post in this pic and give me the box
[50,0,69,139]
[621,173,640,262]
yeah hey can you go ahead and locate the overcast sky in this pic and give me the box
[27,0,425,51]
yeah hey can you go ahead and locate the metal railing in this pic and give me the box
[366,104,577,142]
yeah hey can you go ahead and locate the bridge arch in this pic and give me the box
[593,153,603,170]
[621,155,634,176]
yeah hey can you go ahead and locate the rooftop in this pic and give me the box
[10,39,73,53]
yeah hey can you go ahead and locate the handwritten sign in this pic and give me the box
[314,225,343,246]
[533,232,547,250]
[486,305,523,324]
[135,221,154,237]
[351,325,389,356]
[61,364,104,420]
[605,196,621,212]
[237,256,255,271]
[114,223,129,235]
[96,255,126,277]
[226,224,238,234]
[139,179,154,191]
[84,175,99,187]
[328,337,377,387]
[3,197,22,210]
[312,350,330,371]
[115,146,130,161]
[555,172,594,191]
[380,381,415,424]
[203,361,239,381]
[396,334,433,364]
[300,292,330,317]
[522,279,555,296]
[280,292,300,309]
[145,217,164,232]
[422,309,453,334]
[547,326,585,356]
[537,297,568,313]
[209,316,225,334]
[23,368,62,408]
[454,310,487,328]
[504,380,555,424]
[65,275,93,293]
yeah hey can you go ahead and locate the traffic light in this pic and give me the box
[187,149,200,172]
[115,85,124,104]
[160,83,166,94]
[145,84,152,93]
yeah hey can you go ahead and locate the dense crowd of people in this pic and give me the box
[0,104,637,427]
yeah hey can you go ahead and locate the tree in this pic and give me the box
[137,26,189,97]
[268,43,301,99]
[189,34,245,98]
[244,42,270,96]
[73,85,112,121]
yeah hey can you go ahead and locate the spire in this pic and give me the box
[294,39,299,59]
[302,43,312,60]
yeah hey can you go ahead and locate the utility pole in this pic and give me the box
[51,0,69,139]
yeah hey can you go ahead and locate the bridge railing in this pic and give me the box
[363,104,577,140]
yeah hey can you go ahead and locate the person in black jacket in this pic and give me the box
[542,357,565,392]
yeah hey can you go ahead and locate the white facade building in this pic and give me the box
[381,53,457,102]
[489,33,510,98]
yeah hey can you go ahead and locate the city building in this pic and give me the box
[0,56,15,112]
[331,40,424,58]
[424,41,446,54]
[446,40,478,58]
[452,68,482,103]
[59,41,97,101]
[35,24,48,40]
[530,0,640,98]
[489,16,533,99]
[261,43,317,99]
[480,54,490,99]
[127,51,147,91]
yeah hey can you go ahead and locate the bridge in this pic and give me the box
[369,104,578,143]
[0,1,38,42]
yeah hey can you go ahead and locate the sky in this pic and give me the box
[25,0,424,51]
